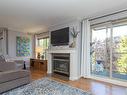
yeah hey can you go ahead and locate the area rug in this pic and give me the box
[2,78,91,95]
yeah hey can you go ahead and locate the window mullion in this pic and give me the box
[110,24,113,79]
[105,27,108,70]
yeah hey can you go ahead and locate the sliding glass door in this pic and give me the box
[91,22,127,81]
[112,25,127,80]
[91,27,110,77]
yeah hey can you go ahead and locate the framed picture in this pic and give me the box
[16,36,31,57]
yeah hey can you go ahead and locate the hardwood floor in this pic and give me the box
[31,69,127,95]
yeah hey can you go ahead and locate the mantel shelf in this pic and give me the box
[47,48,76,54]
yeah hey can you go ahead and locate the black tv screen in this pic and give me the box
[51,27,69,46]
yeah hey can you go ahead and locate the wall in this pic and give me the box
[49,19,82,78]
[7,30,34,67]
[49,20,81,48]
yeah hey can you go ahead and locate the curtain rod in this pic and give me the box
[35,31,49,35]
[89,9,127,21]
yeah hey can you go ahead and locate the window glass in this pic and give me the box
[91,28,110,77]
[36,37,49,59]
[91,23,127,81]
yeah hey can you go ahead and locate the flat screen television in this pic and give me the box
[51,27,69,46]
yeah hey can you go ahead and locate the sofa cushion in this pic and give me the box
[0,70,30,84]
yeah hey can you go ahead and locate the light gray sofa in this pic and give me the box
[0,70,31,93]
[0,55,31,93]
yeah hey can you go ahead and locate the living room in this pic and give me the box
[0,0,127,95]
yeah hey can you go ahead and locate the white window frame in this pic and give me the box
[89,22,127,87]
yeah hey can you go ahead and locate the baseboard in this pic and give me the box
[69,76,79,81]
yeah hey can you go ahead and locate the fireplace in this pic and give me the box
[52,53,70,76]
[47,49,79,80]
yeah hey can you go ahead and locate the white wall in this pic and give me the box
[49,20,81,48]
[7,30,34,67]
[49,19,82,78]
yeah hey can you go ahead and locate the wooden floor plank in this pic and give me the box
[31,69,127,95]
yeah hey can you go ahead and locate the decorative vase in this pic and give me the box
[70,38,76,48]
[73,38,76,47]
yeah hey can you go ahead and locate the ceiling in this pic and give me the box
[0,0,127,33]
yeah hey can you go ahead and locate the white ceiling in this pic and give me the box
[0,0,127,33]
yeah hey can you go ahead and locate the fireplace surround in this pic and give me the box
[47,49,79,80]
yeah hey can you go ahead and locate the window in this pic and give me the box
[91,21,127,81]
[0,38,3,54]
[36,37,49,59]
[91,28,110,77]
[38,37,49,49]
[112,25,127,80]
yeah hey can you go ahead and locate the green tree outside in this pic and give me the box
[117,36,127,74]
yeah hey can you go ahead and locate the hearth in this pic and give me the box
[52,53,70,76]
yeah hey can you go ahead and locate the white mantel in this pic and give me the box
[47,48,79,80]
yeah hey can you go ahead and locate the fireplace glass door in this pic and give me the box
[52,53,70,76]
